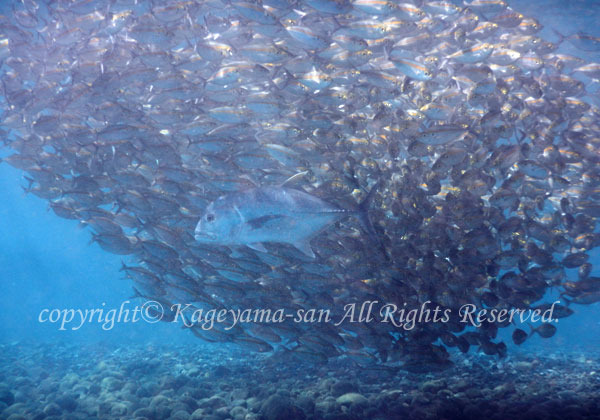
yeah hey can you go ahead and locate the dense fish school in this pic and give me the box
[1,0,600,369]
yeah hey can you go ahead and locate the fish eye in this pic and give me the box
[206,214,215,222]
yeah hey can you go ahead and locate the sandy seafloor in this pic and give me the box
[0,342,599,420]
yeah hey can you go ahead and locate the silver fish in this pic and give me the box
[194,185,379,258]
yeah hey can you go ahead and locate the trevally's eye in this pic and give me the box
[206,214,215,222]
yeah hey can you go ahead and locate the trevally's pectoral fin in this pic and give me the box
[293,238,316,259]
[247,243,268,253]
[248,240,316,258]
[247,214,284,229]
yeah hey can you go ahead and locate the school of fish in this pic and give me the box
[1,0,600,369]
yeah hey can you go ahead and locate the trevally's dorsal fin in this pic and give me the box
[279,170,309,188]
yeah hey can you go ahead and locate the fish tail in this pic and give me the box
[552,29,565,45]
[560,293,572,306]
[356,180,386,254]
[129,287,142,299]
[135,216,147,229]
[526,322,536,337]
[24,176,35,189]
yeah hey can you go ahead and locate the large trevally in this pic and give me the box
[194,184,380,258]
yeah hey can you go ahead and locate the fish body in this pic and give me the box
[415,126,468,145]
[194,186,377,258]
[448,43,494,63]
[561,31,600,52]
[512,328,527,345]
[391,58,433,80]
[285,26,329,49]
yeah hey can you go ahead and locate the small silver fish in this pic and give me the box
[194,185,379,258]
